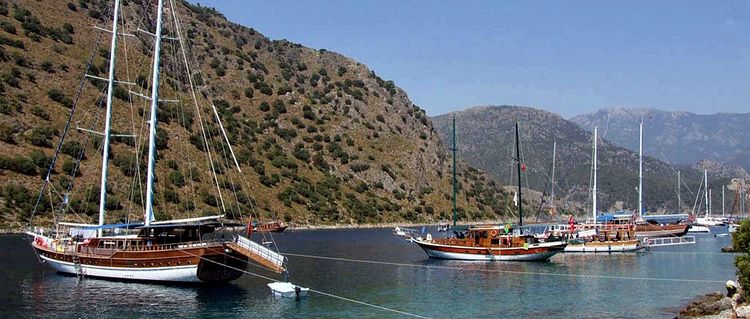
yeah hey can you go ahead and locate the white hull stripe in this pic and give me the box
[40,254,200,282]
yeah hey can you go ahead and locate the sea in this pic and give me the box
[0,227,738,318]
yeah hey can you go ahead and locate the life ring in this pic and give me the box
[490,230,499,237]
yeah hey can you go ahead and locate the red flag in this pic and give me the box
[521,163,526,172]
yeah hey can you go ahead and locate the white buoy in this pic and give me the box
[268,282,309,299]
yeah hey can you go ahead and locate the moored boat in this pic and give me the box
[412,122,566,261]
[687,225,711,233]
[27,217,285,282]
[254,220,288,233]
[23,0,288,284]
[411,225,566,261]
[634,222,689,238]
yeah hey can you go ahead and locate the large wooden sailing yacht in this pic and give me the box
[25,0,285,283]
[412,121,567,261]
[632,119,689,238]
[565,127,642,252]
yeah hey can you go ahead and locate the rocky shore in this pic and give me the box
[676,285,749,319]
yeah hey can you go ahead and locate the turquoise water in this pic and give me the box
[0,227,737,318]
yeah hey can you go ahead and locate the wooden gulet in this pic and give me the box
[26,0,286,283]
[633,119,689,237]
[412,121,568,261]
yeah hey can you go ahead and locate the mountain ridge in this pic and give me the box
[432,105,740,215]
[0,0,510,228]
[570,107,750,173]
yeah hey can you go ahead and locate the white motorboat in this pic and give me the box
[268,282,309,298]
[728,224,740,233]
[687,225,711,233]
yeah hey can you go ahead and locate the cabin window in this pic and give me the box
[491,238,499,245]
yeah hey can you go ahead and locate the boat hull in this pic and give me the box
[687,225,711,233]
[412,239,565,261]
[39,253,201,282]
[635,224,688,238]
[563,240,642,253]
[32,241,247,283]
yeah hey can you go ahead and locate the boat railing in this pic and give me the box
[234,235,286,270]
[76,239,226,256]
[643,236,695,247]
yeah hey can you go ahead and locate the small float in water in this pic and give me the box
[393,226,419,240]
[688,225,711,233]
[268,282,309,299]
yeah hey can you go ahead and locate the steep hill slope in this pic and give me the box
[571,108,750,173]
[432,106,732,215]
[0,0,509,228]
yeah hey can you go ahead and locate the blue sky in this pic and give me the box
[199,1,749,118]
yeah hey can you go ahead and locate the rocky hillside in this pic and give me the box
[432,106,736,215]
[0,0,510,229]
[571,107,750,173]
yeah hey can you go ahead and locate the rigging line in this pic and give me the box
[280,252,727,284]
[167,0,226,214]
[57,83,109,224]
[160,13,198,220]
[28,24,110,228]
[168,0,276,249]
[118,0,140,220]
[175,248,431,319]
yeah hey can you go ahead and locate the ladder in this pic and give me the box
[643,236,696,247]
[72,255,85,279]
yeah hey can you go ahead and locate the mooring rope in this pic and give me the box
[176,248,431,319]
[281,252,728,284]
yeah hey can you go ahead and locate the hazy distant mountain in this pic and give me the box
[570,108,750,173]
[432,106,728,215]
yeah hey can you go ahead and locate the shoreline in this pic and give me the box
[0,220,504,234]
[287,219,513,231]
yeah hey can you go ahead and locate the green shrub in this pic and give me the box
[0,123,14,144]
[273,100,286,113]
[1,21,16,34]
[350,163,370,173]
[26,127,55,147]
[0,155,36,175]
[47,88,73,108]
[293,143,310,161]
[163,187,180,204]
[259,174,280,187]
[30,106,50,120]
[259,101,270,112]
[169,170,185,187]
[189,166,201,182]
[29,150,51,169]
[61,141,85,159]
[275,127,296,142]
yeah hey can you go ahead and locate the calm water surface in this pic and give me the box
[0,227,737,318]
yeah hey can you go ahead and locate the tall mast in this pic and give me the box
[677,170,681,213]
[638,118,643,219]
[97,0,121,236]
[708,188,713,218]
[592,126,597,221]
[144,0,165,226]
[451,116,457,228]
[722,185,725,218]
[704,169,709,217]
[550,141,556,213]
[516,122,523,227]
